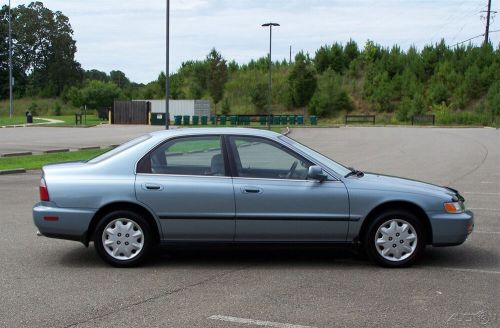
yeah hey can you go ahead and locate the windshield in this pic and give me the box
[87,135,151,163]
[278,135,351,177]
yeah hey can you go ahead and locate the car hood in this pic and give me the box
[347,172,458,198]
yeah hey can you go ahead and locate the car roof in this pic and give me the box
[148,127,282,139]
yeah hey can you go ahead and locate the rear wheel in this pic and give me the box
[94,210,152,267]
[364,210,424,267]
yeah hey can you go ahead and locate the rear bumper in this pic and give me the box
[430,210,474,246]
[33,202,96,245]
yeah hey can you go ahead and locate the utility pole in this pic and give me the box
[165,0,170,129]
[484,0,492,45]
[262,22,279,130]
[289,45,292,64]
[8,0,13,119]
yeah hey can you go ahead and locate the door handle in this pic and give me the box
[241,186,263,194]
[144,183,162,190]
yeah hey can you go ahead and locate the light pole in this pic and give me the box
[8,0,13,119]
[165,0,170,129]
[262,22,279,129]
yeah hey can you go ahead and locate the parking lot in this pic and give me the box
[0,126,498,327]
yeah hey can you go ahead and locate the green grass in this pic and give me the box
[0,148,110,170]
[0,116,45,126]
[39,114,106,126]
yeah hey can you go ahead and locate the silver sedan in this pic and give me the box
[33,128,474,267]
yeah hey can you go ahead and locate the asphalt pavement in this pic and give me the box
[0,126,498,327]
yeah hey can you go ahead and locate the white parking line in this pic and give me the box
[440,268,500,275]
[208,315,317,328]
[468,207,500,211]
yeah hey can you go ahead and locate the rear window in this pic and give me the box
[87,135,151,163]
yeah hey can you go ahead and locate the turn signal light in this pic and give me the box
[444,202,463,213]
[39,177,50,201]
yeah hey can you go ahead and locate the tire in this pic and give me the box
[364,210,425,268]
[94,210,153,267]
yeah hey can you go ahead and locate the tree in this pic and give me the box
[308,69,354,117]
[289,52,317,108]
[206,48,228,106]
[69,80,123,109]
[110,70,129,88]
[250,82,268,114]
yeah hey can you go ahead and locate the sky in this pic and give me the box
[9,0,500,83]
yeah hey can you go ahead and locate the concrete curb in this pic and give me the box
[1,151,33,157]
[42,149,70,154]
[0,168,26,175]
[77,146,101,151]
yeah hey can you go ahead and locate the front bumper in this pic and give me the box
[430,209,474,246]
[33,202,96,244]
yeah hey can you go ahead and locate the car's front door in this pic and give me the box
[135,135,235,241]
[228,136,350,242]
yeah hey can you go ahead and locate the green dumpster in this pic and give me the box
[297,115,304,125]
[192,116,199,125]
[174,115,182,125]
[183,115,190,125]
[201,116,208,125]
[259,116,267,125]
[280,116,288,125]
[210,116,216,125]
[310,115,317,125]
[245,116,251,125]
[230,115,238,125]
[220,115,227,125]
[272,116,280,125]
[288,115,296,125]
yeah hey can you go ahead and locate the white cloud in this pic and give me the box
[11,0,499,83]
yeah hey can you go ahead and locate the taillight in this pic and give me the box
[39,177,50,201]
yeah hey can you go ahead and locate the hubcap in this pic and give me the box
[102,218,144,261]
[375,219,417,262]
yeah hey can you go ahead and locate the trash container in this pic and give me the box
[259,116,267,125]
[310,115,318,125]
[297,115,304,125]
[201,116,208,125]
[288,115,296,125]
[220,115,227,125]
[26,111,33,124]
[174,115,182,125]
[183,115,190,125]
[192,116,199,125]
[210,116,216,125]
[272,115,280,125]
[230,115,238,125]
[280,116,288,125]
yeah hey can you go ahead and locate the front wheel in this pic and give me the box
[94,210,152,267]
[364,210,425,267]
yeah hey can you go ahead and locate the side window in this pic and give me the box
[229,136,311,180]
[139,136,225,176]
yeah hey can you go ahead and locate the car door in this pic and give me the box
[228,135,350,242]
[135,135,235,241]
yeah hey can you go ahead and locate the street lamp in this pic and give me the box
[165,0,170,130]
[262,22,279,129]
[8,0,13,119]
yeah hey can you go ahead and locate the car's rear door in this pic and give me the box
[228,135,350,242]
[135,135,235,241]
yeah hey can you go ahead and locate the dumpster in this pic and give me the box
[259,116,267,125]
[220,115,227,125]
[310,115,318,125]
[192,116,199,125]
[183,115,190,125]
[280,116,288,125]
[288,115,296,125]
[151,113,166,125]
[272,116,280,125]
[297,115,304,125]
[174,115,182,125]
[230,115,238,125]
[201,116,208,125]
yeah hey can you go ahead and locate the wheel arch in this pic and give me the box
[85,201,161,246]
[357,200,433,244]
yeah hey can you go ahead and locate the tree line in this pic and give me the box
[1,2,499,123]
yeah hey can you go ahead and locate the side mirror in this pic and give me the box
[308,165,327,182]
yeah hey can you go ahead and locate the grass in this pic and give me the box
[0,116,45,126]
[0,148,110,171]
[39,114,106,126]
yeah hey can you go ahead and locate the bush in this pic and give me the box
[28,102,38,116]
[308,70,354,117]
[52,102,62,116]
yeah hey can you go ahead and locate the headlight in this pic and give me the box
[444,201,464,213]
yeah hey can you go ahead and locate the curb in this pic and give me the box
[43,149,70,154]
[0,168,26,175]
[78,146,101,151]
[1,151,32,157]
